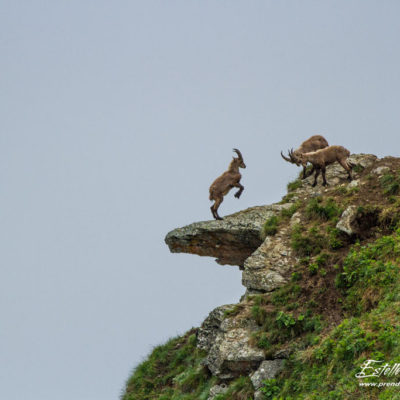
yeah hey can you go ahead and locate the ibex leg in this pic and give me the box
[312,167,320,187]
[339,159,353,181]
[302,166,307,179]
[306,165,315,178]
[321,166,328,186]
[233,183,244,198]
[211,198,223,220]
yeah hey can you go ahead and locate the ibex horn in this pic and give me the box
[280,151,291,162]
[233,148,243,161]
[289,148,296,162]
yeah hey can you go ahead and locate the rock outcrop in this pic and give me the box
[208,384,228,400]
[124,152,400,400]
[336,205,359,236]
[250,359,285,388]
[162,153,391,398]
[165,204,291,266]
[242,223,294,293]
[198,305,264,379]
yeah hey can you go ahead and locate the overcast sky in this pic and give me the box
[1,1,400,399]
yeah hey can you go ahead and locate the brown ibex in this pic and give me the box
[289,145,353,187]
[281,135,329,179]
[209,149,246,220]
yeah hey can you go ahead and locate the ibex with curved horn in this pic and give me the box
[281,135,329,179]
[209,149,246,220]
[289,145,353,187]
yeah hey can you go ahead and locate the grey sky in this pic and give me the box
[1,1,400,399]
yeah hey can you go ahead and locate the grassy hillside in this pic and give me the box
[122,158,400,400]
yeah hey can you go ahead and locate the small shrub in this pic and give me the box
[252,305,268,326]
[306,197,342,221]
[257,332,271,350]
[276,311,296,329]
[303,315,323,333]
[260,379,282,399]
[253,294,268,306]
[262,215,279,237]
[352,164,365,173]
[379,205,400,230]
[291,271,302,282]
[223,304,243,318]
[327,227,345,250]
[380,173,400,195]
[275,311,323,339]
[308,262,319,275]
[315,252,330,266]
[291,225,326,256]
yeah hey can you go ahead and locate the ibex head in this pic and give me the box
[233,148,246,169]
[281,149,302,166]
[290,149,308,167]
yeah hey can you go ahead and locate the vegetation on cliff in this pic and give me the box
[122,155,400,400]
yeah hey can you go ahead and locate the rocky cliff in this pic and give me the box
[123,154,400,400]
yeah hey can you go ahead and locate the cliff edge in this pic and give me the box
[123,153,400,400]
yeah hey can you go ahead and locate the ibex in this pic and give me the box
[209,149,246,220]
[289,145,353,187]
[281,135,329,179]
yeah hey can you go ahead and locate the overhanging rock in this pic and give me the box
[165,204,292,267]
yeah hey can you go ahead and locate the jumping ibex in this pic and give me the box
[209,149,246,220]
[281,135,329,179]
[289,145,353,187]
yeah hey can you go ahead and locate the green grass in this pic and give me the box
[213,376,254,400]
[335,232,400,316]
[262,202,301,238]
[123,231,400,400]
[287,178,302,192]
[260,379,282,399]
[123,164,400,400]
[250,306,324,353]
[327,227,345,250]
[379,202,400,231]
[122,332,214,400]
[281,201,301,218]
[262,215,279,237]
[223,304,243,318]
[380,173,400,195]
[352,164,365,174]
[271,283,302,306]
[266,229,400,399]
[306,197,342,221]
[291,224,327,256]
[308,252,330,275]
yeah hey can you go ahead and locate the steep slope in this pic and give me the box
[122,154,400,400]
